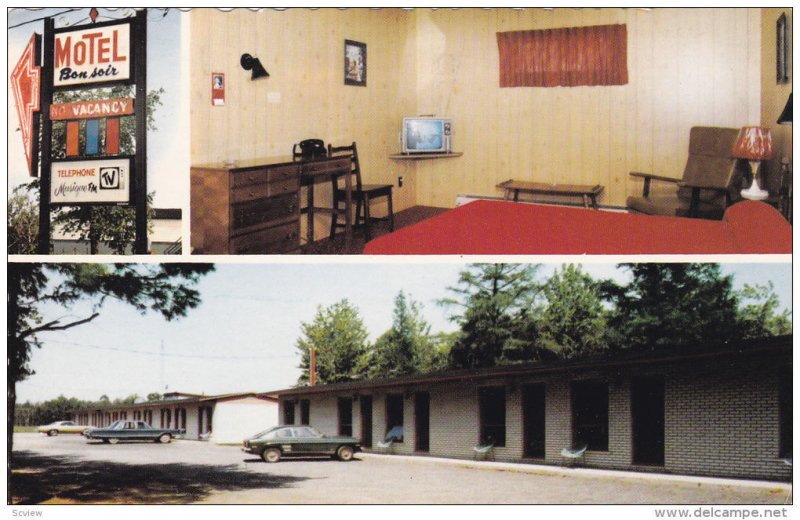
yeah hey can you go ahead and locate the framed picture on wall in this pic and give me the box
[777,13,788,83]
[344,40,367,87]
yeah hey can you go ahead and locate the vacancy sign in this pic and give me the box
[54,23,130,87]
[50,158,130,204]
[11,34,42,176]
[50,98,134,120]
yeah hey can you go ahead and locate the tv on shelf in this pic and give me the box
[401,116,452,154]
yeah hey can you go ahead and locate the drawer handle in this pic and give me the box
[249,191,255,197]
[248,175,255,181]
[287,232,297,240]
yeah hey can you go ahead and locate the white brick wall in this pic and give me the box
[281,352,791,481]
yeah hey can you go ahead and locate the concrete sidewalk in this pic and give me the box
[359,452,793,491]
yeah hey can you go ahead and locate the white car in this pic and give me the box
[37,421,89,436]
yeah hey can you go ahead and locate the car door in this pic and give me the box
[272,426,296,456]
[294,427,332,456]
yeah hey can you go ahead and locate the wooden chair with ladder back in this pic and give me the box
[328,142,394,242]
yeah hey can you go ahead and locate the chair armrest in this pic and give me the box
[677,181,729,192]
[629,171,681,183]
[630,172,681,198]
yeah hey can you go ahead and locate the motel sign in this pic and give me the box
[54,23,130,87]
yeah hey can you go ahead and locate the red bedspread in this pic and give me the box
[363,200,792,255]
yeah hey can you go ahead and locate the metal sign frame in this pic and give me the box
[38,10,148,254]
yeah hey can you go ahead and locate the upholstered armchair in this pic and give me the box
[626,127,748,219]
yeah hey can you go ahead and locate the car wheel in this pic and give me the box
[47,430,58,437]
[108,438,119,445]
[101,439,110,444]
[336,445,354,461]
[262,447,281,463]
[158,433,172,444]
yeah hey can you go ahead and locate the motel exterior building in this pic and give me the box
[270,335,792,481]
[72,392,278,444]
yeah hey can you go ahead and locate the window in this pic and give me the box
[338,397,353,437]
[283,401,295,425]
[300,399,310,425]
[385,394,404,442]
[780,366,792,458]
[479,386,506,447]
[571,380,609,451]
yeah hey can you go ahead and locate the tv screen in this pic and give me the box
[402,117,451,154]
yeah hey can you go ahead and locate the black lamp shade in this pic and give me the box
[777,93,792,124]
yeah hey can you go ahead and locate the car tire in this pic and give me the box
[158,433,172,444]
[101,439,110,444]
[336,445,354,461]
[262,447,281,463]
[47,430,58,437]
[108,438,120,445]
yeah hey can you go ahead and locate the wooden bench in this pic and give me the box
[497,179,604,209]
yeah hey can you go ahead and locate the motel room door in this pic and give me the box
[360,395,373,448]
[522,384,546,458]
[631,378,665,466]
[414,392,430,452]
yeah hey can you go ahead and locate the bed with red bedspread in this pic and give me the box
[363,200,792,255]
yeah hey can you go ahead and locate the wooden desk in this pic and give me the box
[497,179,604,209]
[191,155,353,254]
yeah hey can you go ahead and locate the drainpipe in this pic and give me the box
[310,348,317,386]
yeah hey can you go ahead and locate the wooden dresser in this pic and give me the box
[191,156,353,254]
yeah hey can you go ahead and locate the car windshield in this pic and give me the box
[109,420,126,430]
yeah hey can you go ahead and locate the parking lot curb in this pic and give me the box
[357,452,792,492]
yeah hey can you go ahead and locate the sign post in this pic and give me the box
[36,9,148,254]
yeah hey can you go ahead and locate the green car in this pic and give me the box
[242,425,361,463]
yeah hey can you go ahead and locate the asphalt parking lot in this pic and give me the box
[11,433,791,505]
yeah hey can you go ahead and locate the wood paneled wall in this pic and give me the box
[190,8,762,213]
[189,9,417,239]
[411,8,762,208]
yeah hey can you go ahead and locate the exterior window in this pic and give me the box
[283,401,295,425]
[385,394,404,442]
[571,380,609,451]
[338,397,353,436]
[780,366,792,458]
[300,399,310,425]
[478,386,506,447]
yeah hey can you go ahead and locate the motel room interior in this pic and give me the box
[187,8,793,255]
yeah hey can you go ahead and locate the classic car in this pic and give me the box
[83,420,184,444]
[242,425,361,463]
[37,420,90,436]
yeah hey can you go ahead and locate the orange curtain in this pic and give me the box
[497,24,628,88]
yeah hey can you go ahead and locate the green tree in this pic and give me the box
[367,291,437,379]
[440,264,543,368]
[295,299,370,384]
[146,393,163,402]
[8,263,214,478]
[27,395,93,426]
[7,183,39,254]
[736,282,792,338]
[45,86,165,254]
[601,263,741,350]
[537,264,608,359]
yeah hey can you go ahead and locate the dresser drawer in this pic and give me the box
[231,169,268,188]
[231,177,299,204]
[231,193,299,230]
[230,221,299,254]
[302,157,351,176]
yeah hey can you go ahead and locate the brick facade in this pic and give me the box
[278,341,791,481]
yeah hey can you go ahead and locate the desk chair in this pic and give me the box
[293,139,327,244]
[328,142,394,242]
[626,127,747,219]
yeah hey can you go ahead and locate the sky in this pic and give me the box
[7,7,185,208]
[15,260,792,404]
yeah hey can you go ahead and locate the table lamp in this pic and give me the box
[733,126,774,200]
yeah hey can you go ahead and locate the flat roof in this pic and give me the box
[266,335,791,398]
[72,391,277,413]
